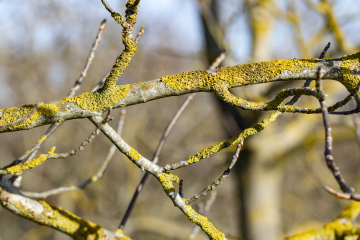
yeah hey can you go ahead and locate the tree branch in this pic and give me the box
[2,53,360,133]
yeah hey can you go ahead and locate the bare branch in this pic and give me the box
[101,0,115,14]
[68,19,107,98]
[315,67,360,201]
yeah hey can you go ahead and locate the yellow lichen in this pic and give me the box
[159,173,179,193]
[41,103,59,117]
[125,0,140,25]
[37,201,113,239]
[91,176,98,182]
[341,52,360,91]
[187,111,281,164]
[115,229,133,240]
[7,154,47,174]
[38,135,47,143]
[48,146,57,155]
[0,102,59,131]
[283,202,360,239]
[63,85,130,111]
[161,58,317,91]
[128,148,141,161]
[185,205,225,240]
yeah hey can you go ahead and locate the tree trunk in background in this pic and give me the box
[200,1,282,239]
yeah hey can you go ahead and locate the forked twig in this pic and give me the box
[91,26,145,92]
[22,108,124,198]
[315,68,360,200]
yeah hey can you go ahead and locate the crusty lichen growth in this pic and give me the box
[48,146,57,155]
[188,111,281,164]
[64,85,130,111]
[38,135,47,143]
[337,201,360,221]
[185,205,225,240]
[161,58,317,90]
[125,0,140,25]
[6,154,47,174]
[42,103,59,117]
[283,202,360,240]
[22,200,128,240]
[341,52,360,91]
[128,148,141,161]
[159,173,179,193]
[102,0,139,88]
[0,103,59,131]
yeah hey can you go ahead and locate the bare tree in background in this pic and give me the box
[2,1,360,240]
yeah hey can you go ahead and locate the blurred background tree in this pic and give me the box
[1,0,360,240]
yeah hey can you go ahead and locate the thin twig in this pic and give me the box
[101,0,115,14]
[2,109,114,176]
[22,109,125,198]
[179,179,184,198]
[209,51,226,70]
[119,51,226,230]
[68,19,106,97]
[351,101,360,151]
[0,103,40,132]
[324,185,351,200]
[135,26,145,44]
[319,42,331,59]
[48,128,102,160]
[330,108,359,115]
[14,19,107,165]
[186,141,243,205]
[316,67,360,201]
